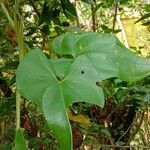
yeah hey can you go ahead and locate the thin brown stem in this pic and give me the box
[112,2,118,31]
[91,0,96,32]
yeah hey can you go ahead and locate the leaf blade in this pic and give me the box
[16,48,57,108]
[50,33,150,82]
[12,129,27,150]
[43,84,72,150]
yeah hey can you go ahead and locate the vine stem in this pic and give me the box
[14,0,27,130]
[16,91,21,130]
[15,0,21,131]
[1,0,28,132]
[112,2,118,31]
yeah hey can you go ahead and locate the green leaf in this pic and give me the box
[94,3,105,13]
[60,0,77,20]
[16,48,104,150]
[43,84,72,150]
[39,2,52,25]
[142,21,150,26]
[12,129,27,150]
[135,13,150,24]
[43,59,104,150]
[50,32,150,82]
[16,33,150,150]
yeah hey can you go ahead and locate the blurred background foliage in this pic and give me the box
[0,0,150,149]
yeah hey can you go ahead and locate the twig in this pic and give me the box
[91,0,96,32]
[116,120,133,144]
[126,110,145,145]
[112,2,118,31]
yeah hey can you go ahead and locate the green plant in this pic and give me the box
[16,32,150,150]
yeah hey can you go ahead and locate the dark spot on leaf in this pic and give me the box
[56,76,64,81]
[81,71,84,74]
[96,81,101,87]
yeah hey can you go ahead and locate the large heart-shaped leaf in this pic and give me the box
[50,32,150,81]
[16,32,150,150]
[16,48,104,150]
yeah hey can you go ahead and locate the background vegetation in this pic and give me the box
[0,0,150,149]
